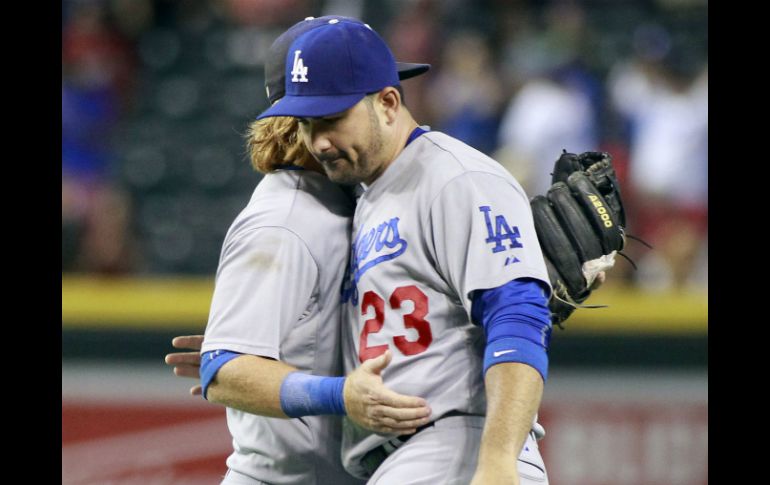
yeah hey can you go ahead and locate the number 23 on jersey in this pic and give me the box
[358,285,433,363]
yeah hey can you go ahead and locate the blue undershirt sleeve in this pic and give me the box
[200,350,242,400]
[471,278,552,381]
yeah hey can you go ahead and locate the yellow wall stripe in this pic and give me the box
[62,277,707,334]
[62,276,213,329]
[564,286,707,334]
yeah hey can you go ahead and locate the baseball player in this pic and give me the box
[256,18,552,484]
[183,16,435,485]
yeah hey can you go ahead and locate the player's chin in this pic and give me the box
[323,163,360,186]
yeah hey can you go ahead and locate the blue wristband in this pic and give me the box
[279,372,347,417]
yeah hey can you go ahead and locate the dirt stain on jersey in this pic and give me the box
[247,251,281,271]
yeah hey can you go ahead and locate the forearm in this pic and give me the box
[477,362,543,475]
[206,354,297,418]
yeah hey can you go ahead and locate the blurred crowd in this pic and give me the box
[62,0,707,292]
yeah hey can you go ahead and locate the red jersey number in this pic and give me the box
[359,291,388,362]
[359,285,433,363]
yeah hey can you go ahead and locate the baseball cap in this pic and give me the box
[259,18,428,119]
[264,17,430,106]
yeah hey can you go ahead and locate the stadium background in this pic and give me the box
[61,0,707,484]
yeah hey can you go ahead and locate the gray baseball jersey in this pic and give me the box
[201,169,362,485]
[340,131,551,479]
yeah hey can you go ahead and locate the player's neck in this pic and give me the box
[367,115,419,185]
[394,108,419,153]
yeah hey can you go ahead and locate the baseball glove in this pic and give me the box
[531,151,627,327]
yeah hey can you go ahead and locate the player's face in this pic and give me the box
[298,97,385,186]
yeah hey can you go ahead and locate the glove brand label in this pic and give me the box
[587,195,613,228]
[479,206,523,254]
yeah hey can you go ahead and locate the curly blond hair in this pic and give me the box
[245,116,315,174]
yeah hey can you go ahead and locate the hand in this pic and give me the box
[164,335,204,396]
[343,350,432,434]
[592,270,606,290]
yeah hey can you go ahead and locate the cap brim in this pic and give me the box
[397,62,431,80]
[257,92,367,120]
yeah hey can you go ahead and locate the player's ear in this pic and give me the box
[378,87,401,124]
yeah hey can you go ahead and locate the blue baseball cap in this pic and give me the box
[265,16,430,106]
[258,18,428,119]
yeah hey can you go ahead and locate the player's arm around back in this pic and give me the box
[206,354,297,418]
[205,349,431,433]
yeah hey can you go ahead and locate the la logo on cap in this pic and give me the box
[291,50,309,83]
